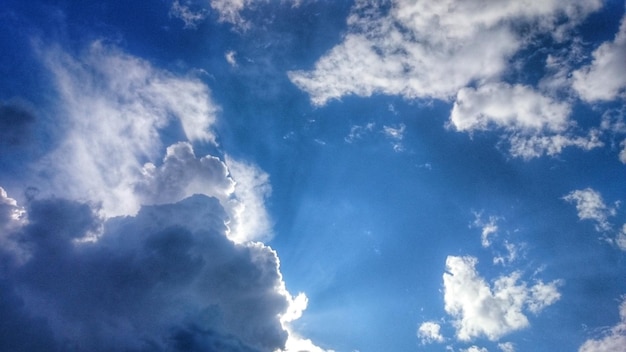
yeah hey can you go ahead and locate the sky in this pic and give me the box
[0,0,626,351]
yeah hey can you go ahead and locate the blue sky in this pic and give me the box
[1,0,626,351]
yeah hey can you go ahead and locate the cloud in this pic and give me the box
[507,130,603,159]
[449,83,571,133]
[573,14,626,102]
[443,256,561,341]
[417,321,445,344]
[225,50,238,67]
[463,346,488,352]
[289,0,602,105]
[472,213,500,248]
[617,225,626,251]
[345,122,376,143]
[563,188,616,232]
[498,342,516,352]
[579,297,626,352]
[382,123,406,152]
[0,192,296,352]
[170,0,208,29]
[0,100,36,148]
[36,41,219,217]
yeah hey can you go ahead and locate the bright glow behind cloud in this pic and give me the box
[38,41,218,216]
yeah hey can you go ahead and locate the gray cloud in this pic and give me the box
[0,194,290,352]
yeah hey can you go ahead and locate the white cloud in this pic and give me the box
[170,0,207,29]
[463,346,488,352]
[498,342,516,352]
[472,213,500,248]
[383,123,406,152]
[345,122,376,143]
[225,50,238,66]
[563,188,616,232]
[620,140,626,164]
[579,297,626,352]
[418,321,445,344]
[616,225,626,251]
[443,256,561,341]
[449,83,571,133]
[289,0,601,105]
[37,41,218,217]
[573,14,626,102]
[508,130,603,159]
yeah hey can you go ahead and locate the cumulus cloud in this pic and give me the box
[289,0,601,105]
[449,83,571,133]
[579,297,626,352]
[418,321,445,344]
[37,41,218,217]
[573,14,626,102]
[0,192,295,351]
[443,256,561,341]
[563,188,616,232]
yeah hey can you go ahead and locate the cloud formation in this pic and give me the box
[573,13,626,102]
[0,192,294,351]
[443,256,561,341]
[417,321,444,344]
[37,41,218,216]
[579,297,626,352]
[563,188,616,232]
[289,0,601,105]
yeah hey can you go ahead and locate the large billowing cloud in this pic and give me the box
[573,13,626,102]
[27,41,275,244]
[0,192,292,351]
[579,297,626,352]
[443,256,561,341]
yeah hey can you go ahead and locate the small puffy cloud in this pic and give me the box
[418,321,445,344]
[383,123,406,152]
[463,346,488,352]
[573,14,626,102]
[225,50,238,66]
[289,0,601,105]
[443,256,561,341]
[472,213,500,248]
[0,193,294,351]
[579,297,626,352]
[563,188,616,232]
[170,0,207,29]
[498,342,516,352]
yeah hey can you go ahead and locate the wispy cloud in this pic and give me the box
[563,188,616,232]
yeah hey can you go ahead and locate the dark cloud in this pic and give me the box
[0,101,35,147]
[0,194,289,352]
